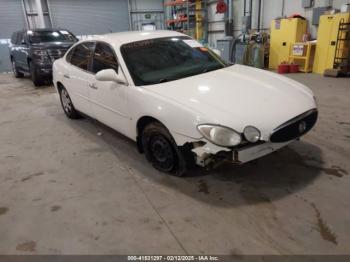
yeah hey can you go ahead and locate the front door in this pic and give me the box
[89,42,129,135]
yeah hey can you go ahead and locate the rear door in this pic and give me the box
[11,31,25,70]
[17,31,30,71]
[89,42,129,135]
[10,31,20,62]
[63,41,95,116]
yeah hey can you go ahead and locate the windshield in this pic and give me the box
[121,37,229,86]
[28,30,77,44]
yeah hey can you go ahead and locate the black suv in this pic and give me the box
[10,28,77,86]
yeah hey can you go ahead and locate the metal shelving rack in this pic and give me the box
[164,0,208,43]
[334,18,350,69]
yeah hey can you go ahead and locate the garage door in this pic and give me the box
[48,0,130,36]
[0,0,27,72]
[0,0,26,39]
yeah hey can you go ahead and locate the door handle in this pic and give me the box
[63,74,70,79]
[89,83,98,89]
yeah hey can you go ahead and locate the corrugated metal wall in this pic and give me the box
[0,0,27,72]
[48,0,130,35]
[0,0,27,39]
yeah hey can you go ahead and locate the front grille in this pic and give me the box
[47,49,68,60]
[270,109,318,143]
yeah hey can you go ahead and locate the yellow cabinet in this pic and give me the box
[269,18,307,69]
[313,12,350,74]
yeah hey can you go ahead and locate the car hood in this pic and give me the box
[145,64,316,140]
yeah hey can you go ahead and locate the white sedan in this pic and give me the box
[53,30,318,176]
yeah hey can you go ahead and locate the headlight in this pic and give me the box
[243,126,261,143]
[197,124,241,147]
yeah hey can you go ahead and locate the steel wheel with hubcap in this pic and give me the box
[149,134,176,172]
[142,122,187,176]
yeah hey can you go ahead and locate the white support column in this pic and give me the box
[35,0,46,28]
[127,0,132,30]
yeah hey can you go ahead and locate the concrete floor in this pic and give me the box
[0,72,349,255]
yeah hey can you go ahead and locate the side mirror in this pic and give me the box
[95,69,127,85]
[212,49,221,57]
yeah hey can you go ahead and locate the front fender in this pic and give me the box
[130,87,208,145]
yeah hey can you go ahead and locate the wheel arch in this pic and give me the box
[136,116,166,153]
[136,115,195,175]
[56,81,64,92]
[135,114,200,154]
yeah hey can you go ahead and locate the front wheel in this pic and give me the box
[59,87,81,119]
[142,122,187,176]
[29,61,44,87]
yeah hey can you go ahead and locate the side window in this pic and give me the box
[11,32,18,45]
[16,32,20,44]
[92,43,119,74]
[70,42,95,71]
[65,46,75,62]
[19,32,26,45]
[16,32,22,45]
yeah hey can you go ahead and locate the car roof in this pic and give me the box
[89,30,187,45]
[17,28,71,35]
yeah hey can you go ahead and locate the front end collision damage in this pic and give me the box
[172,108,317,169]
[171,131,229,168]
[173,132,294,168]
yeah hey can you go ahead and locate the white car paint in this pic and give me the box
[53,30,317,165]
[146,64,316,141]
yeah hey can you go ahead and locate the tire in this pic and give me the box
[59,86,81,119]
[11,59,24,78]
[142,122,187,176]
[29,61,44,87]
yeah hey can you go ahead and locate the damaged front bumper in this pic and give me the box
[191,140,293,167]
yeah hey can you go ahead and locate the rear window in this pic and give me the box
[11,32,21,45]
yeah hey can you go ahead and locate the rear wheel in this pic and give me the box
[142,122,187,176]
[11,59,24,78]
[59,86,81,119]
[29,61,44,87]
